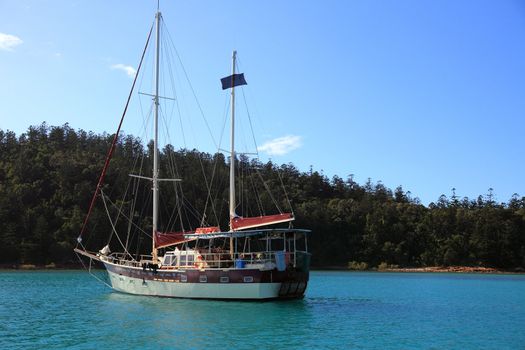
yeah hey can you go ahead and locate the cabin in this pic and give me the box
[158,228,310,272]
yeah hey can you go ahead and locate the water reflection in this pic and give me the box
[98,292,317,348]
[96,286,394,349]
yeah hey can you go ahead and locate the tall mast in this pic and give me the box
[229,50,237,224]
[229,50,237,257]
[152,10,162,263]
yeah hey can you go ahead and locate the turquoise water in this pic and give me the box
[1,271,524,349]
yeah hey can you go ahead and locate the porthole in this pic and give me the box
[199,275,208,283]
[220,276,229,283]
[180,275,187,283]
[243,276,253,283]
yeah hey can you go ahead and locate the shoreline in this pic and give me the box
[0,263,88,271]
[315,265,525,274]
[383,266,511,273]
[2,264,524,274]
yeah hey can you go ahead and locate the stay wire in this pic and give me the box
[237,56,292,216]
[161,20,220,228]
[158,105,186,232]
[202,95,231,228]
[162,22,219,149]
[103,189,152,239]
[100,189,135,260]
[77,21,154,245]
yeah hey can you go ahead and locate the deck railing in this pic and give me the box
[102,249,309,270]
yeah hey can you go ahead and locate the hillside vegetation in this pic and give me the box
[1,124,524,269]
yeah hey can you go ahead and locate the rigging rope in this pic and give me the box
[74,251,112,289]
[277,165,294,215]
[202,95,231,227]
[77,23,154,245]
[103,190,151,239]
[236,56,295,217]
[240,88,260,157]
[159,20,221,230]
[101,190,135,260]
[162,20,219,149]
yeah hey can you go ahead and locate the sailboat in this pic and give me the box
[74,8,311,300]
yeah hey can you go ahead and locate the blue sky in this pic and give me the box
[1,0,524,205]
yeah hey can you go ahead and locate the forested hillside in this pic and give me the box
[1,124,524,269]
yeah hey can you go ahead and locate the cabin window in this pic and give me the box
[171,257,178,266]
[220,276,229,283]
[243,276,253,283]
[272,239,284,251]
[164,256,172,265]
[180,275,187,283]
[295,235,307,252]
[179,255,194,266]
[199,275,207,283]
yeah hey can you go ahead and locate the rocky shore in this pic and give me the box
[0,263,85,270]
[323,264,525,273]
[383,266,506,273]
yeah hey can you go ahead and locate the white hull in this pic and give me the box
[106,268,282,300]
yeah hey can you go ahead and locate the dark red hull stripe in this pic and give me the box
[105,263,309,285]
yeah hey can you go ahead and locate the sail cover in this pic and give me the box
[155,226,221,249]
[221,73,247,90]
[155,231,194,249]
[231,213,294,231]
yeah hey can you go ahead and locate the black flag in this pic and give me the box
[221,73,247,90]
